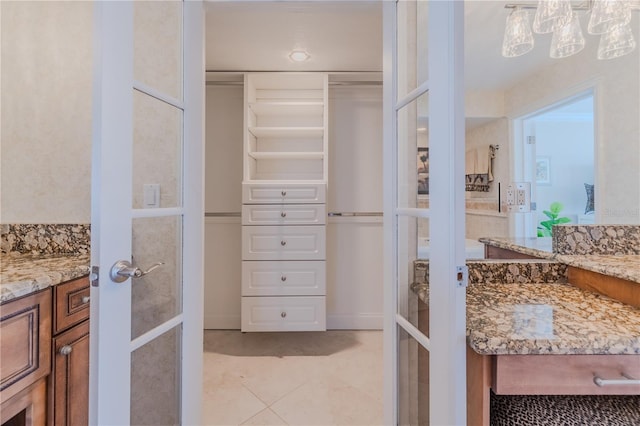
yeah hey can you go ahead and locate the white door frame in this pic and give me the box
[383,1,467,425]
[510,81,599,237]
[90,2,204,424]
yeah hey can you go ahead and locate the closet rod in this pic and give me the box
[328,212,383,217]
[205,80,382,86]
[205,212,240,217]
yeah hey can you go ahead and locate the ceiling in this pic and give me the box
[204,1,561,91]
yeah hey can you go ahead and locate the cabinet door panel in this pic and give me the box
[242,204,326,225]
[0,290,51,403]
[51,320,90,426]
[242,226,325,260]
[242,261,326,296]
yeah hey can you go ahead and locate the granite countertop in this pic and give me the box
[1,252,91,303]
[556,254,640,284]
[479,237,640,284]
[411,281,640,356]
[478,237,555,259]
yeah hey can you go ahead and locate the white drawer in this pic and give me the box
[242,182,326,204]
[242,261,326,296]
[242,204,326,225]
[241,296,326,332]
[242,225,325,260]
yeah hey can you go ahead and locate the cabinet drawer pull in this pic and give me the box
[281,311,287,318]
[281,275,287,282]
[281,191,287,197]
[281,240,287,246]
[281,212,287,218]
[594,373,640,387]
[59,345,73,356]
[81,296,91,304]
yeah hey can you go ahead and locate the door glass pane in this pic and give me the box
[397,215,418,325]
[397,92,429,210]
[132,215,183,339]
[131,325,182,425]
[396,0,429,100]
[132,90,183,209]
[398,327,429,426]
[134,0,183,100]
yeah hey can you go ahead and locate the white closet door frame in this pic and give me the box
[383,1,467,425]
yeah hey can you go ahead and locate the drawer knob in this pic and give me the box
[281,311,287,318]
[281,240,287,246]
[81,296,91,304]
[281,275,287,282]
[281,191,287,197]
[59,345,73,356]
[281,212,287,218]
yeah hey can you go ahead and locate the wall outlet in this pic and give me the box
[506,182,531,213]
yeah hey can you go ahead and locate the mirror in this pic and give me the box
[412,0,639,259]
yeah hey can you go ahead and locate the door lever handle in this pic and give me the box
[110,260,164,283]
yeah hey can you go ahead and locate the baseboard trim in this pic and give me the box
[327,313,383,330]
[204,314,240,330]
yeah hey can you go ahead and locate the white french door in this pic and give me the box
[90,2,204,425]
[383,1,467,425]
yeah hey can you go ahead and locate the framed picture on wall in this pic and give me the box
[418,147,429,195]
[536,156,551,185]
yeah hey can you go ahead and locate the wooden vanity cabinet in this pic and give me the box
[48,277,90,426]
[0,291,51,426]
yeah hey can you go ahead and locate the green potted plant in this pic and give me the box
[537,201,571,237]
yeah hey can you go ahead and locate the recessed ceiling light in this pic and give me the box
[289,49,310,62]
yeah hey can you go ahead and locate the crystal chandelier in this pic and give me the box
[502,0,638,59]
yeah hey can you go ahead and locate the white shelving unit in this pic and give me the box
[241,73,328,332]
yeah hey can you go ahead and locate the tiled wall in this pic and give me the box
[0,224,90,255]
[553,224,640,255]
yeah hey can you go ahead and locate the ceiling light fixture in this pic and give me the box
[289,49,310,62]
[502,0,638,60]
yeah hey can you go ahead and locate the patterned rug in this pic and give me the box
[490,393,640,426]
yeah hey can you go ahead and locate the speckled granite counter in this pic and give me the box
[1,253,90,303]
[556,254,640,284]
[478,237,554,259]
[411,281,640,356]
[479,237,640,284]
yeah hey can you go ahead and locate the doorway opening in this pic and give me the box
[520,92,596,237]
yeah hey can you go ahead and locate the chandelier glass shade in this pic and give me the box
[533,0,573,33]
[598,22,637,59]
[550,13,586,58]
[503,8,536,57]
[588,0,632,34]
[502,0,637,60]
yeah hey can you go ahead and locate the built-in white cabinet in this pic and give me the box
[241,73,328,332]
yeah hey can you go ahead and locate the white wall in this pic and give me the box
[1,2,93,223]
[533,119,594,223]
[203,85,243,329]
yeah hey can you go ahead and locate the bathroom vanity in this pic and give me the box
[0,252,90,426]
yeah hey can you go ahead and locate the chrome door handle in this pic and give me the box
[110,260,164,283]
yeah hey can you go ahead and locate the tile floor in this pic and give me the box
[202,330,384,426]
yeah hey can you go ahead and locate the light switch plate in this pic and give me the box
[143,184,160,208]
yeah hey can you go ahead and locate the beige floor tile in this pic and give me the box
[241,408,289,426]
[202,380,267,426]
[270,377,384,426]
[202,330,384,426]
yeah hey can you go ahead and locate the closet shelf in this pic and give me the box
[249,101,324,116]
[248,152,324,160]
[248,126,324,138]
